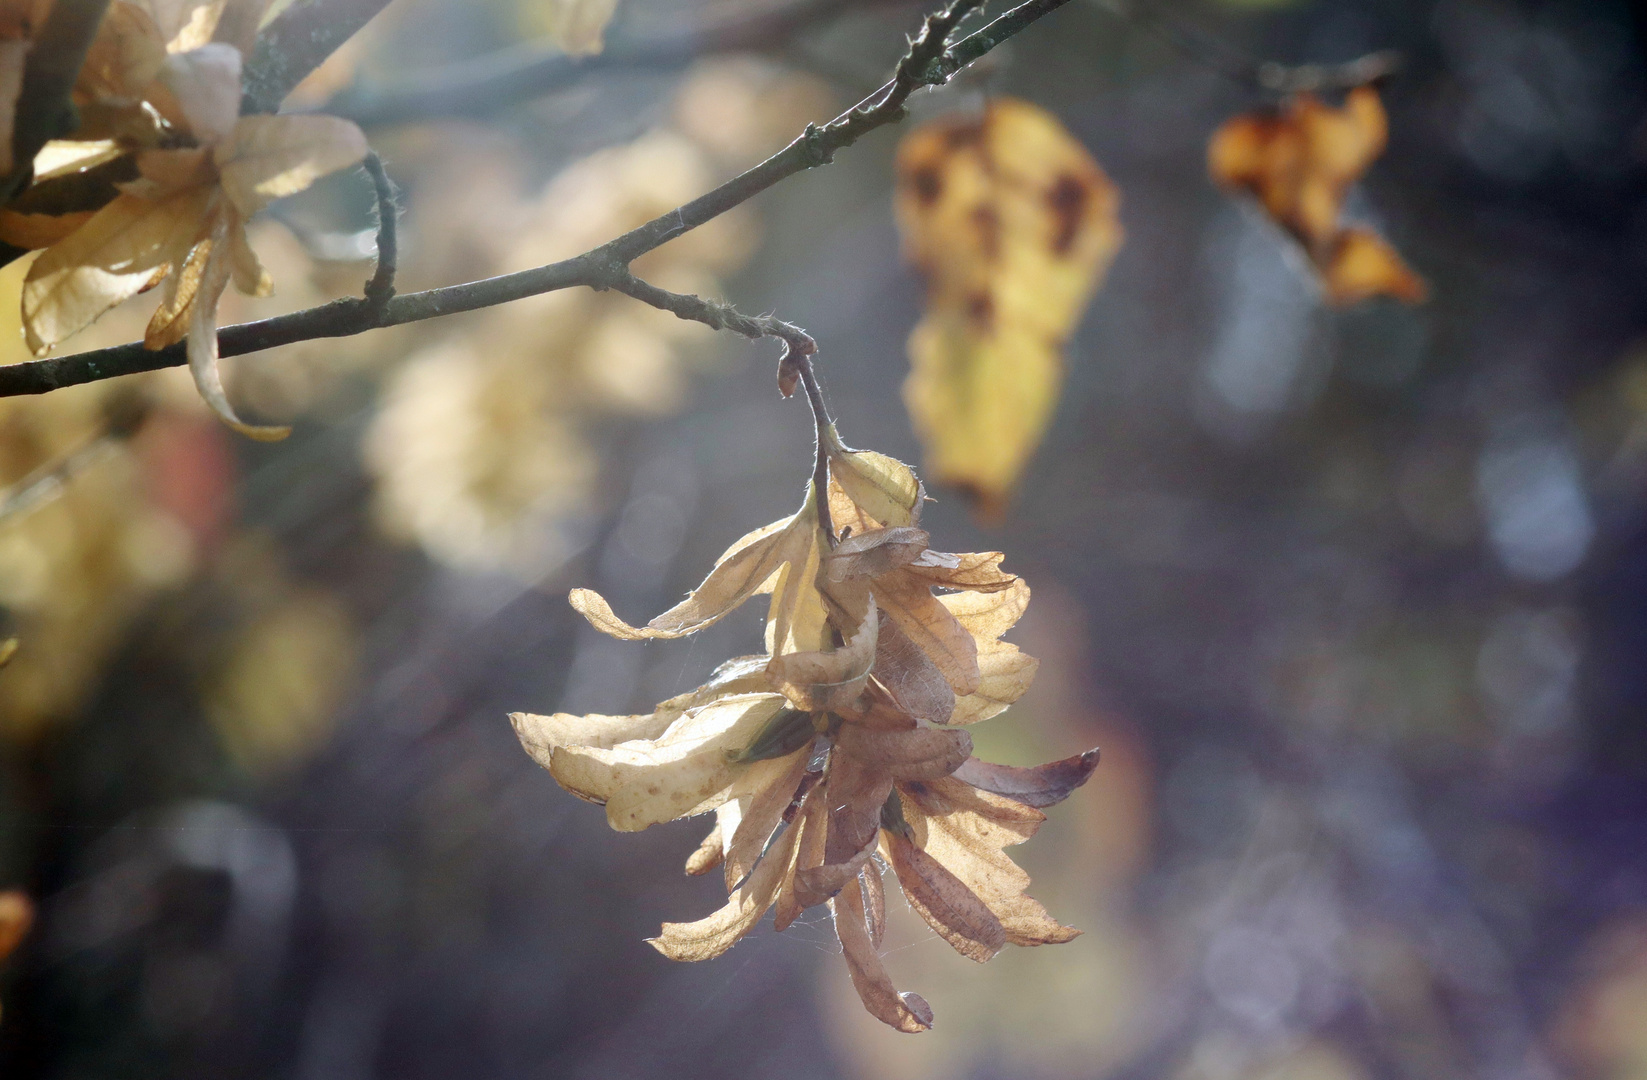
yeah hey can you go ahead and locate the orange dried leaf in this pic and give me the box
[1208,84,1425,306]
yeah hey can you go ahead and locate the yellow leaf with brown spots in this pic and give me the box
[894,98,1123,517]
[1208,84,1427,306]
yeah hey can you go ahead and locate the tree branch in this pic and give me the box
[1106,1,1399,94]
[606,271,835,544]
[240,0,396,116]
[327,0,910,127]
[2,0,112,204]
[0,0,1075,399]
[361,151,397,307]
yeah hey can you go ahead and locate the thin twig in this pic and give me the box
[1106,0,1399,95]
[3,0,113,204]
[0,0,1075,399]
[605,271,836,544]
[326,0,911,127]
[240,0,397,115]
[0,436,118,523]
[361,151,398,307]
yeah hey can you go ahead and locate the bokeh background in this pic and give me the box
[3,0,1647,1077]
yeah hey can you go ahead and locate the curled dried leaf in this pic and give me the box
[650,820,799,962]
[765,595,878,711]
[952,748,1100,809]
[833,878,933,1033]
[545,693,787,830]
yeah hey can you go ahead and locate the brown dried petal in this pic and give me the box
[860,861,886,949]
[875,573,980,696]
[833,878,933,1033]
[872,613,956,725]
[899,780,1077,947]
[825,527,930,582]
[834,724,971,782]
[765,595,878,712]
[886,826,1005,962]
[952,748,1100,809]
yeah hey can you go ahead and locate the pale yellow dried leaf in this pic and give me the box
[886,826,1005,962]
[649,815,798,962]
[78,2,167,104]
[186,215,290,440]
[216,114,368,216]
[895,98,1123,512]
[570,502,812,640]
[762,516,830,657]
[652,654,770,728]
[33,140,123,181]
[904,313,1062,516]
[510,709,674,770]
[904,549,1016,592]
[160,42,241,142]
[723,746,810,891]
[939,577,1030,642]
[22,187,211,352]
[684,818,724,876]
[125,147,214,197]
[825,434,923,531]
[226,215,271,295]
[833,878,933,1033]
[547,693,785,831]
[145,228,210,348]
[948,638,1038,725]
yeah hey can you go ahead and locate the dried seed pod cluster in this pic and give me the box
[512,426,1097,1032]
